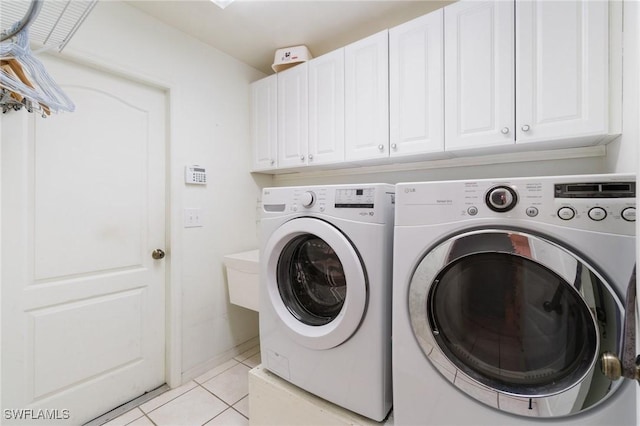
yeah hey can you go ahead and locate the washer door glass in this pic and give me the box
[277,234,346,326]
[263,217,368,350]
[409,229,624,418]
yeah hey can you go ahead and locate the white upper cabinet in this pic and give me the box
[345,30,389,162]
[249,0,620,173]
[516,0,610,144]
[277,63,309,168]
[250,74,277,171]
[445,0,617,152]
[444,1,515,151]
[308,48,345,165]
[389,9,444,157]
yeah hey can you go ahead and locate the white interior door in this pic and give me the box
[1,55,167,424]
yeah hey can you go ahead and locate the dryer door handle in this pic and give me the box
[601,264,640,384]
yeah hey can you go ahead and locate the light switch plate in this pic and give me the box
[184,208,203,227]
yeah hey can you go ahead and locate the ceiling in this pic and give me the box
[127,0,454,75]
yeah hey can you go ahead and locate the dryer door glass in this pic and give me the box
[277,234,346,326]
[430,251,597,392]
[408,229,625,415]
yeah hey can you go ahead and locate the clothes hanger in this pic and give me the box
[1,0,72,115]
[0,58,51,115]
[0,62,25,102]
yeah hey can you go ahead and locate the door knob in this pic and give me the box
[152,249,166,260]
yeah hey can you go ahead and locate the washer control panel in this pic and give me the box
[262,184,395,224]
[335,187,376,208]
[396,174,636,235]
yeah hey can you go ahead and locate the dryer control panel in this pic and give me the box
[395,174,636,236]
[551,181,636,224]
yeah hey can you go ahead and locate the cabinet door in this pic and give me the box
[277,63,308,168]
[250,75,277,171]
[444,1,514,150]
[345,30,389,161]
[516,0,609,144]
[308,49,345,165]
[389,10,444,157]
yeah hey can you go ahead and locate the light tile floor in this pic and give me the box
[104,345,260,426]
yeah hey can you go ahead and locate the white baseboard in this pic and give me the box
[180,336,260,384]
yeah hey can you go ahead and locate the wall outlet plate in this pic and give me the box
[184,208,203,228]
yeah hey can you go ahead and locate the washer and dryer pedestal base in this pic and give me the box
[248,366,392,426]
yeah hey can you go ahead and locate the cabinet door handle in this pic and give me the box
[378,144,384,151]
[308,154,313,161]
[501,127,510,135]
[521,125,531,132]
[270,159,275,166]
[300,155,305,161]
[391,143,397,150]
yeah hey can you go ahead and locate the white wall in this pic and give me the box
[606,0,639,175]
[62,2,269,380]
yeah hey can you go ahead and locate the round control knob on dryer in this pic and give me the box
[300,191,315,207]
[557,207,576,221]
[622,207,636,222]
[486,186,518,212]
[588,207,607,221]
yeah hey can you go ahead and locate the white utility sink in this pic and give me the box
[223,249,259,311]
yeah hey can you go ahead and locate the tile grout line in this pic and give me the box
[113,345,259,426]
[141,358,243,418]
[141,412,157,426]
[231,406,249,421]
[138,384,198,417]
[195,373,251,424]
[193,359,242,385]
[194,378,234,426]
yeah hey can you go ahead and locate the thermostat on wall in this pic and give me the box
[185,165,207,185]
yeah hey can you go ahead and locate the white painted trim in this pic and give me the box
[43,46,184,389]
[272,145,606,184]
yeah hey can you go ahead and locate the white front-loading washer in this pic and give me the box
[260,184,394,421]
[393,174,636,425]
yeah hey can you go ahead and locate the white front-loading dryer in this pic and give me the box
[393,174,636,425]
[260,184,394,421]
